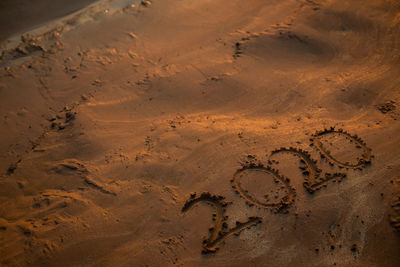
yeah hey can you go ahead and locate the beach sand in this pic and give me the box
[0,0,400,266]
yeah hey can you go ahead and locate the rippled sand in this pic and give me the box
[0,0,399,266]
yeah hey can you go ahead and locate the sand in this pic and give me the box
[0,0,100,42]
[0,0,400,266]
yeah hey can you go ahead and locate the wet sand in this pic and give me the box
[0,0,400,266]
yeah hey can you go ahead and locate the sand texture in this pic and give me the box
[0,0,400,266]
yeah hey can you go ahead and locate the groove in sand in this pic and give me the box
[182,192,262,253]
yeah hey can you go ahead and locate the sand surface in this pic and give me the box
[0,0,400,266]
[0,0,100,42]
